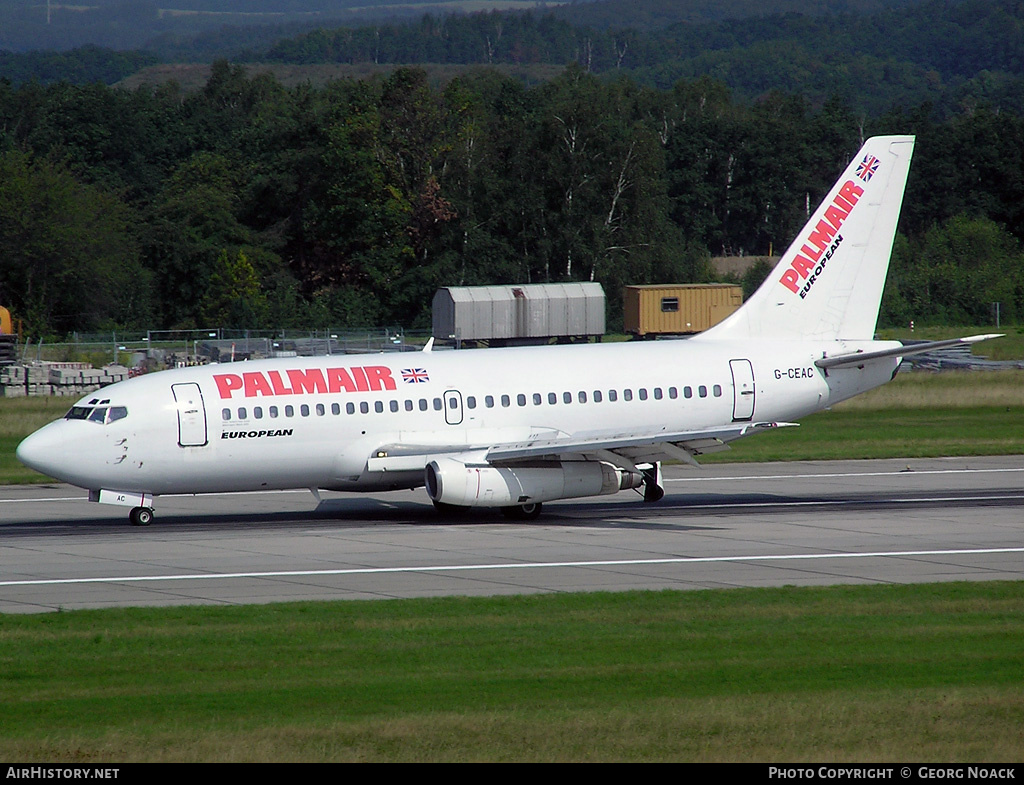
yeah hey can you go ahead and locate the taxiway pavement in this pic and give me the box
[1,455,1021,613]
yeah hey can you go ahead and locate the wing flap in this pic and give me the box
[485,421,796,464]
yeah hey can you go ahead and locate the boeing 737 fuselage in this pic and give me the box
[16,136,1000,524]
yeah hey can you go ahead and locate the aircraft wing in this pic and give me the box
[484,422,795,469]
[367,421,796,473]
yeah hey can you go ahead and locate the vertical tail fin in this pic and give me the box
[703,135,915,342]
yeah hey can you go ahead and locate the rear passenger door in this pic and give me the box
[729,360,755,421]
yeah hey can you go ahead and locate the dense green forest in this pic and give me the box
[262,0,1024,115]
[1,60,1022,337]
[7,1,1024,121]
[0,0,1022,337]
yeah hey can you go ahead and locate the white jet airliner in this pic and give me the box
[17,135,1000,525]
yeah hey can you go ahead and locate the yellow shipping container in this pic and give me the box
[624,284,743,336]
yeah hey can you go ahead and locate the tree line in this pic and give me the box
[263,1,1024,116]
[5,1,1024,122]
[0,63,1022,338]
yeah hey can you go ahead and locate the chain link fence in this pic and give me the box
[14,327,435,367]
[1,327,436,397]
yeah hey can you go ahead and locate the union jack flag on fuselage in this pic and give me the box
[401,368,430,384]
[856,154,880,182]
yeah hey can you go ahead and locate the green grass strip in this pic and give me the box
[706,405,1024,462]
[2,583,1023,761]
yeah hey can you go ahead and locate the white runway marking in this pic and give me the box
[681,494,1024,509]
[667,467,1024,483]
[3,547,1022,588]
[0,496,83,504]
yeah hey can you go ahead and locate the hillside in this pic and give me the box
[1,0,1022,338]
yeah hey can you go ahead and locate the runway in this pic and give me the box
[1,455,1022,613]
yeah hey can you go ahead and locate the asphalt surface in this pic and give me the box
[1,455,1022,613]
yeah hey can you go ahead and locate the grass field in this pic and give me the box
[0,396,68,484]
[1,583,1022,762]
[704,369,1024,462]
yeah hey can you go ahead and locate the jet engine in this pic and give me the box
[424,458,644,508]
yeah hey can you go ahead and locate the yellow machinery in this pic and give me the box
[0,306,18,365]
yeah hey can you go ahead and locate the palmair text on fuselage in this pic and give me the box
[16,136,1001,525]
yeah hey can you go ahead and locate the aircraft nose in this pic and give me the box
[16,422,67,478]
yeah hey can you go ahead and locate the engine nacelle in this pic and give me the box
[424,458,643,508]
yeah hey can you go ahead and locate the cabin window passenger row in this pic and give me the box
[221,380,723,421]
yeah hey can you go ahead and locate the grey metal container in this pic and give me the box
[433,283,605,343]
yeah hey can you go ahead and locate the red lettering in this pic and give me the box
[350,367,370,392]
[365,365,396,391]
[791,255,815,279]
[214,373,243,399]
[800,243,822,263]
[806,218,838,255]
[834,193,855,212]
[243,372,274,398]
[782,181,863,298]
[780,269,800,294]
[267,370,292,395]
[287,368,327,395]
[823,204,849,232]
[326,367,357,393]
[838,180,863,207]
[219,365,402,397]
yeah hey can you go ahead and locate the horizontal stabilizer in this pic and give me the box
[816,334,1004,369]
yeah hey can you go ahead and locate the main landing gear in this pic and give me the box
[641,463,665,503]
[129,506,154,526]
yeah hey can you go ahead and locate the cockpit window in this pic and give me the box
[65,405,129,424]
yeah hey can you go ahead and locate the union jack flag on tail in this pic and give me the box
[401,368,430,383]
[856,154,880,182]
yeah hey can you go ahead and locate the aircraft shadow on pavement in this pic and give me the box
[8,488,1020,534]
